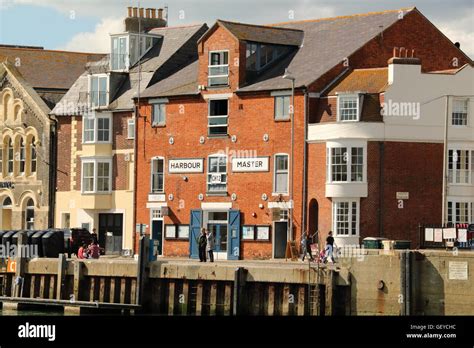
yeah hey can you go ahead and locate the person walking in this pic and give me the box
[323,231,336,263]
[198,228,207,262]
[302,231,314,262]
[206,229,215,263]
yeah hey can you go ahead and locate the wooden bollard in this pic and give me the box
[56,254,67,300]
[14,231,28,297]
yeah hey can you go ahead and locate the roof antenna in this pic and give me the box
[379,25,384,44]
[165,4,169,27]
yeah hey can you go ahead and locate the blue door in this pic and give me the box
[149,220,163,261]
[228,210,240,260]
[189,209,202,259]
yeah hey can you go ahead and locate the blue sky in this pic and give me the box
[0,0,473,57]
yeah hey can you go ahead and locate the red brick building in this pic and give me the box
[135,7,472,259]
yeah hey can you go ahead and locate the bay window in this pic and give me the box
[333,199,359,236]
[82,113,112,144]
[327,146,365,183]
[81,158,112,194]
[207,155,227,192]
[448,149,473,185]
[447,201,474,224]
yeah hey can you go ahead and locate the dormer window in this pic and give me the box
[337,94,361,122]
[111,33,160,71]
[89,74,108,108]
[246,42,290,72]
[208,51,229,86]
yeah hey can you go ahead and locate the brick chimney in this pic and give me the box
[124,6,166,33]
[388,47,421,84]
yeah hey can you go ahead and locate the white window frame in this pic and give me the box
[332,198,360,237]
[274,95,291,121]
[127,118,135,139]
[151,103,166,127]
[451,98,469,127]
[81,157,113,194]
[207,154,227,193]
[151,157,165,194]
[110,33,160,71]
[82,112,112,144]
[88,74,109,108]
[110,35,129,71]
[208,98,228,136]
[19,137,26,175]
[447,200,474,225]
[326,141,367,184]
[337,93,360,122]
[273,153,289,195]
[448,147,474,185]
[208,50,229,86]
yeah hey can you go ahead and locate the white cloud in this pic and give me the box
[57,17,123,53]
[438,15,474,59]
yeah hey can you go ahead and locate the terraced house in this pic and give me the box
[0,45,102,231]
[134,7,472,259]
[51,7,207,255]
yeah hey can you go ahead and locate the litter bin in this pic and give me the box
[393,240,411,250]
[42,229,65,258]
[12,230,37,245]
[1,230,18,247]
[31,230,48,257]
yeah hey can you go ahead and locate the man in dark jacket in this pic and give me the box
[198,228,207,262]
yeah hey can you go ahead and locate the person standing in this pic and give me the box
[302,231,314,261]
[198,228,207,262]
[323,231,336,263]
[206,229,215,263]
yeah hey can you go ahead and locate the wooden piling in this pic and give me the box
[195,282,203,316]
[209,282,217,316]
[56,254,67,300]
[168,280,175,315]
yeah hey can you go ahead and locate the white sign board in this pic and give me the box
[458,229,468,243]
[210,173,222,184]
[424,228,434,242]
[448,261,468,280]
[443,228,456,239]
[396,192,409,200]
[232,157,269,172]
[168,158,203,173]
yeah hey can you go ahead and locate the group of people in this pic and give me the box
[198,228,215,262]
[301,230,336,263]
[77,235,101,260]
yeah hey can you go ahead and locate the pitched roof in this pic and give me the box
[325,68,388,96]
[237,8,415,92]
[0,46,104,90]
[52,24,208,114]
[210,20,304,46]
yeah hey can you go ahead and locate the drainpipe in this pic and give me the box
[48,115,58,228]
[301,90,308,234]
[441,96,450,225]
[378,142,384,237]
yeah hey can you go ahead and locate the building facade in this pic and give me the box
[52,7,207,255]
[0,46,102,231]
[135,7,472,259]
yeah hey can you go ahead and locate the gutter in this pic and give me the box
[48,114,58,228]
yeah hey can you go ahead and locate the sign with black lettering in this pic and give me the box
[168,159,203,173]
[232,157,269,172]
[0,182,13,189]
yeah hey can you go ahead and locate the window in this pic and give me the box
[30,137,36,174]
[448,149,473,184]
[19,138,25,174]
[127,118,135,139]
[338,95,359,122]
[246,42,289,71]
[151,103,166,127]
[151,157,164,193]
[447,201,474,224]
[327,146,364,183]
[90,75,108,107]
[333,200,359,236]
[274,154,289,194]
[97,116,110,142]
[81,159,112,194]
[207,155,227,192]
[208,51,229,86]
[7,138,13,175]
[274,95,290,120]
[25,198,34,230]
[208,99,228,135]
[82,113,111,144]
[452,99,468,126]
[111,36,128,70]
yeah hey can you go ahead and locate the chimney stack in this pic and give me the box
[158,8,163,20]
[124,6,167,33]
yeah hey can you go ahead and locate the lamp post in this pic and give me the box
[282,69,295,242]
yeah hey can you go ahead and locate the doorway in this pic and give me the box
[1,197,12,230]
[308,199,319,235]
[99,213,123,255]
[150,208,164,261]
[274,221,288,258]
[207,211,228,260]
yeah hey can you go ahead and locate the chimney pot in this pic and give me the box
[139,7,144,18]
[146,8,152,19]
[157,8,163,19]
[150,8,156,19]
[132,7,138,17]
[127,7,132,17]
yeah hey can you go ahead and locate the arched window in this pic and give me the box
[2,196,12,207]
[7,138,13,175]
[19,138,26,174]
[30,137,37,174]
[0,142,3,176]
[25,198,34,230]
